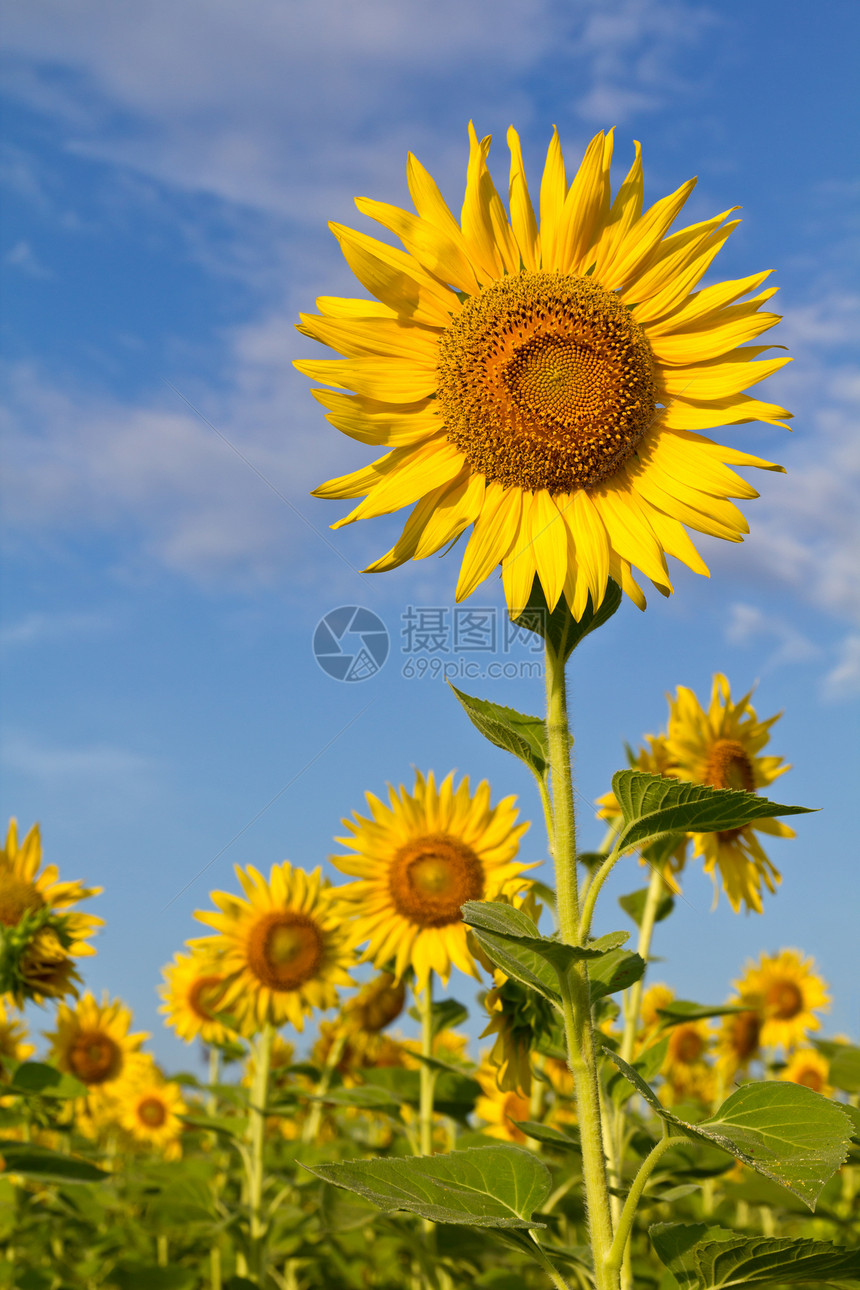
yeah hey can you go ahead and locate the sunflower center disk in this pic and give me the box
[188,975,224,1022]
[767,980,803,1020]
[0,878,45,927]
[730,1011,762,1059]
[138,1096,167,1128]
[705,739,756,793]
[794,1065,823,1093]
[674,1029,705,1063]
[389,834,485,928]
[437,272,656,494]
[68,1031,121,1084]
[247,911,324,991]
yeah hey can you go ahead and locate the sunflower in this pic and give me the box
[160,948,236,1046]
[0,819,102,1003]
[475,1062,532,1142]
[295,124,789,618]
[333,771,531,987]
[0,999,34,1077]
[116,1056,187,1156]
[344,972,407,1035]
[782,1047,832,1097]
[734,949,830,1051]
[193,862,355,1032]
[46,993,146,1087]
[665,674,793,913]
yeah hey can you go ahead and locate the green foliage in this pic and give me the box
[655,1001,747,1026]
[449,687,550,782]
[828,1043,860,1094]
[611,770,814,857]
[407,996,469,1039]
[306,1145,551,1228]
[619,886,675,927]
[511,576,623,662]
[0,1140,106,1183]
[5,1061,87,1099]
[608,1056,851,1208]
[650,1223,860,1288]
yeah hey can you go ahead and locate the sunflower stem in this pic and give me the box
[207,1043,221,1117]
[606,1132,680,1277]
[303,1027,348,1143]
[247,1021,273,1284]
[545,626,618,1290]
[620,863,665,1065]
[417,971,439,1283]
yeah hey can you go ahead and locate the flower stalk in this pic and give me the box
[247,1022,273,1283]
[544,626,618,1290]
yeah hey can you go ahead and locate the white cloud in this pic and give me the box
[1,732,156,791]
[2,0,716,219]
[3,238,52,278]
[821,634,860,701]
[0,609,113,649]
[724,603,819,667]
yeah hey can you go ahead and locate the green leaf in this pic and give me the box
[656,1001,747,1026]
[0,1140,106,1183]
[408,996,468,1040]
[6,1061,87,1099]
[841,1103,860,1143]
[462,901,626,976]
[588,949,645,1002]
[109,1269,197,1290]
[511,576,623,662]
[611,770,814,857]
[510,1121,581,1152]
[449,687,549,780]
[367,1065,481,1118]
[828,1043,860,1094]
[309,1085,401,1110]
[618,887,675,928]
[607,1056,851,1208]
[650,1223,860,1289]
[305,1145,551,1228]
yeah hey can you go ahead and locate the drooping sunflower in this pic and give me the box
[295,124,789,618]
[46,993,146,1087]
[734,949,830,1051]
[0,819,102,1003]
[116,1056,187,1156]
[665,674,793,912]
[193,863,355,1032]
[638,982,676,1039]
[660,1019,713,1105]
[782,1047,831,1097]
[333,771,531,987]
[159,948,235,1046]
[344,971,407,1036]
[475,1062,532,1143]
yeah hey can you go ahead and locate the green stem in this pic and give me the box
[620,863,665,1065]
[248,1022,273,1283]
[545,631,617,1290]
[207,1044,221,1117]
[210,1244,222,1290]
[302,1028,348,1144]
[419,972,436,1158]
[606,1133,680,1275]
[156,1234,168,1268]
[528,1233,573,1290]
[577,839,624,941]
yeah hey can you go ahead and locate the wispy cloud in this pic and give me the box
[821,634,860,701]
[3,238,52,278]
[724,603,819,667]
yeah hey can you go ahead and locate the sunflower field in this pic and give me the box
[3,124,859,1290]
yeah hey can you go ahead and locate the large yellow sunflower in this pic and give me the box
[734,949,830,1051]
[1,819,102,1002]
[193,862,355,1032]
[333,771,531,988]
[295,123,789,617]
[665,674,792,912]
[46,992,146,1087]
[475,1061,532,1143]
[159,948,236,1046]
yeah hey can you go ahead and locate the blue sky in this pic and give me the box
[2,0,858,1067]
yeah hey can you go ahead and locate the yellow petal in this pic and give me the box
[355,195,480,296]
[316,295,398,320]
[293,356,437,402]
[332,439,465,524]
[528,489,568,610]
[330,222,457,326]
[590,484,672,589]
[659,353,791,401]
[556,130,610,274]
[646,271,774,334]
[299,312,441,361]
[600,176,697,290]
[456,481,520,600]
[507,125,539,271]
[312,389,440,446]
[626,211,739,316]
[461,122,519,280]
[648,304,781,366]
[539,126,567,271]
[591,140,643,279]
[501,503,538,617]
[661,392,792,431]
